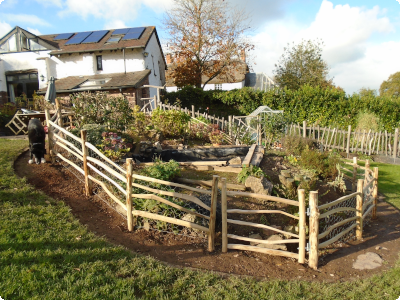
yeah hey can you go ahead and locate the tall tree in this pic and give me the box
[273,39,333,91]
[379,72,400,98]
[163,0,254,89]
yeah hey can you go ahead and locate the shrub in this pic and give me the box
[281,135,317,156]
[151,108,190,137]
[141,159,181,181]
[70,91,133,131]
[70,124,107,146]
[355,112,381,132]
[299,146,340,179]
[97,132,130,161]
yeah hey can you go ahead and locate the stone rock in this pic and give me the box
[352,252,383,270]
[178,144,184,150]
[154,141,162,152]
[181,213,196,223]
[263,225,282,236]
[257,235,287,251]
[143,220,150,231]
[278,175,287,186]
[228,156,242,165]
[249,233,263,245]
[283,225,299,239]
[245,176,273,195]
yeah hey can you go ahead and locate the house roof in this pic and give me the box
[0,26,166,67]
[165,60,248,87]
[37,70,151,94]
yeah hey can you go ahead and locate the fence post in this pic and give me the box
[191,105,195,118]
[44,108,53,160]
[228,116,233,144]
[153,95,157,109]
[364,159,370,185]
[126,158,133,231]
[221,177,228,253]
[372,167,379,219]
[298,189,306,264]
[393,128,398,159]
[308,191,319,270]
[55,98,63,128]
[303,120,307,138]
[356,179,364,240]
[80,130,93,196]
[346,125,351,158]
[352,157,358,192]
[208,175,219,252]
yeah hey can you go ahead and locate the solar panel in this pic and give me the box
[128,27,145,34]
[112,28,129,35]
[82,30,109,44]
[122,28,145,40]
[54,33,74,40]
[65,31,93,45]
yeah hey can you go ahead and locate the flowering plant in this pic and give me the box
[97,132,130,161]
[209,129,225,145]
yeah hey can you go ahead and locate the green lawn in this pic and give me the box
[1,139,400,299]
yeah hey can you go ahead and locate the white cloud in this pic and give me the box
[0,21,12,37]
[27,27,42,36]
[1,13,51,27]
[59,0,173,21]
[103,20,128,30]
[252,1,397,94]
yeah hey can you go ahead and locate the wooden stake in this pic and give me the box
[208,175,219,252]
[228,116,233,143]
[298,189,306,264]
[44,109,53,158]
[126,158,133,231]
[221,177,228,253]
[356,179,364,240]
[352,157,358,192]
[308,191,319,270]
[364,159,370,185]
[372,167,379,219]
[80,130,92,196]
[393,128,399,159]
[55,98,63,128]
[303,120,307,138]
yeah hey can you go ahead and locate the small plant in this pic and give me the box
[237,166,267,184]
[285,154,299,166]
[209,128,225,145]
[97,132,130,161]
[356,152,374,161]
[141,158,180,181]
[327,164,347,194]
[281,135,317,156]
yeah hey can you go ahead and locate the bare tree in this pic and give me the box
[163,0,254,89]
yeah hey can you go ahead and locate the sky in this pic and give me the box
[0,0,399,95]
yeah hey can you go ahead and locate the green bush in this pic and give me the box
[356,112,381,132]
[299,147,340,179]
[70,124,107,146]
[281,135,317,156]
[151,108,190,137]
[141,159,181,181]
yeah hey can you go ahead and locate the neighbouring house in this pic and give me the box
[164,50,249,92]
[0,26,166,107]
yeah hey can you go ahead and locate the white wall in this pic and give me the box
[0,51,49,92]
[0,33,166,97]
[143,32,166,97]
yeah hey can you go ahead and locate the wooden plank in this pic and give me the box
[221,178,228,253]
[227,218,299,238]
[132,209,209,233]
[176,178,246,191]
[213,166,243,173]
[208,175,219,252]
[126,159,133,231]
[250,151,263,167]
[226,209,299,220]
[226,191,300,206]
[242,144,256,167]
[298,189,306,264]
[308,191,319,270]
[227,244,299,259]
[227,234,300,245]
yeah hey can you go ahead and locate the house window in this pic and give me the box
[96,55,103,71]
[6,72,39,102]
[215,84,222,90]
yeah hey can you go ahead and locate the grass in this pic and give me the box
[1,138,400,299]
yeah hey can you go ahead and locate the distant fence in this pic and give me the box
[288,121,399,158]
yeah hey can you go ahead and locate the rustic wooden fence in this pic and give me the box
[288,121,399,158]
[307,160,378,269]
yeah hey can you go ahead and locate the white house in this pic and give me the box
[0,26,166,106]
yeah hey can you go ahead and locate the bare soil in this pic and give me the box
[14,150,400,282]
